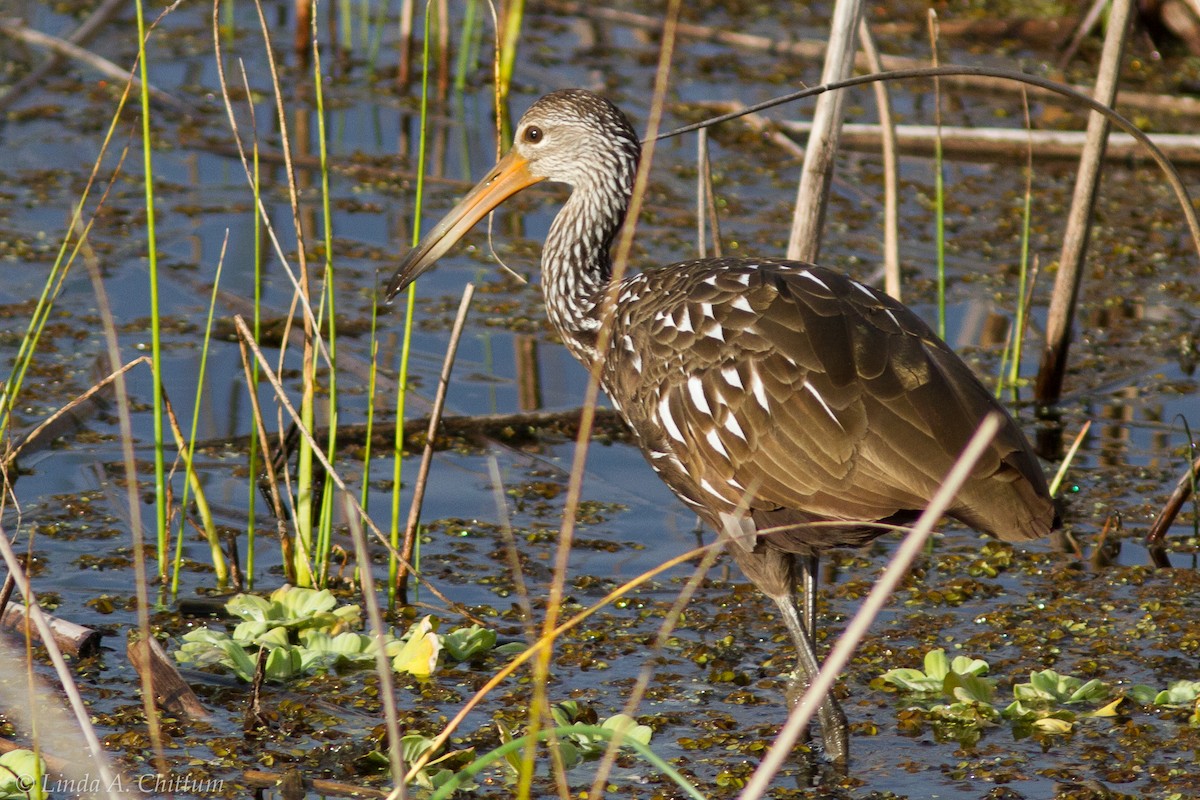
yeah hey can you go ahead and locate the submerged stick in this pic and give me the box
[242,769,389,798]
[125,633,209,719]
[0,0,125,112]
[0,605,102,659]
[546,0,1200,117]
[0,17,192,116]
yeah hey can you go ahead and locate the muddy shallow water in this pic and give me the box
[2,0,1200,797]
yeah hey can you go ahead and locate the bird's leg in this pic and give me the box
[801,552,818,642]
[773,555,849,765]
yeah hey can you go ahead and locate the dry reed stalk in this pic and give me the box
[857,19,900,300]
[0,17,192,115]
[396,285,475,602]
[586,541,725,797]
[786,0,862,262]
[0,623,120,798]
[436,0,450,101]
[293,0,310,58]
[1035,0,1134,407]
[696,128,723,258]
[236,335,299,584]
[660,67,1199,284]
[397,0,414,88]
[4,357,150,473]
[343,495,407,793]
[83,207,168,775]
[774,121,1200,164]
[487,456,535,637]
[1145,452,1200,546]
[0,0,125,112]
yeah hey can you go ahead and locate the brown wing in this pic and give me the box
[604,259,1054,549]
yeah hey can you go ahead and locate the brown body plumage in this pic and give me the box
[387,89,1057,763]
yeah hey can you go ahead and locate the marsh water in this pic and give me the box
[2,0,1199,797]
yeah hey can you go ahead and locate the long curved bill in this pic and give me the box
[385,149,545,301]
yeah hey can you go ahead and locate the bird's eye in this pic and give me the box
[523,125,543,144]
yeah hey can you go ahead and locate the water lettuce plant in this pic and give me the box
[1000,668,1117,736]
[174,586,499,682]
[881,650,1141,740]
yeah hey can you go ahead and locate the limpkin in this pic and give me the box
[386,89,1056,762]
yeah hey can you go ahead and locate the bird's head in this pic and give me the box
[384,89,640,300]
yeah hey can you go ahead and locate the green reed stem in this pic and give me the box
[338,0,352,52]
[497,0,524,102]
[170,250,229,594]
[133,0,168,582]
[1005,97,1036,399]
[390,0,434,606]
[360,306,380,544]
[366,0,388,76]
[454,0,480,92]
[245,94,263,590]
[313,0,339,586]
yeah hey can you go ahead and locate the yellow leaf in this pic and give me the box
[1089,697,1124,718]
[393,616,441,677]
[1032,717,1073,734]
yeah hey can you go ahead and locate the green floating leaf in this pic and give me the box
[945,671,995,706]
[1015,670,1109,705]
[923,649,951,681]
[400,734,439,764]
[269,585,339,618]
[551,701,584,728]
[949,655,990,678]
[1003,698,1077,732]
[493,642,528,657]
[225,592,273,622]
[881,667,943,695]
[601,713,653,746]
[232,620,273,642]
[224,587,361,635]
[495,721,522,775]
[1128,684,1161,705]
[1154,680,1200,708]
[443,625,497,662]
[0,749,47,800]
[263,644,303,681]
[880,649,993,697]
[254,625,292,649]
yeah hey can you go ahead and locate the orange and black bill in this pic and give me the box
[384,149,545,300]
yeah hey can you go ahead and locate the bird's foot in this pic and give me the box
[783,670,849,768]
